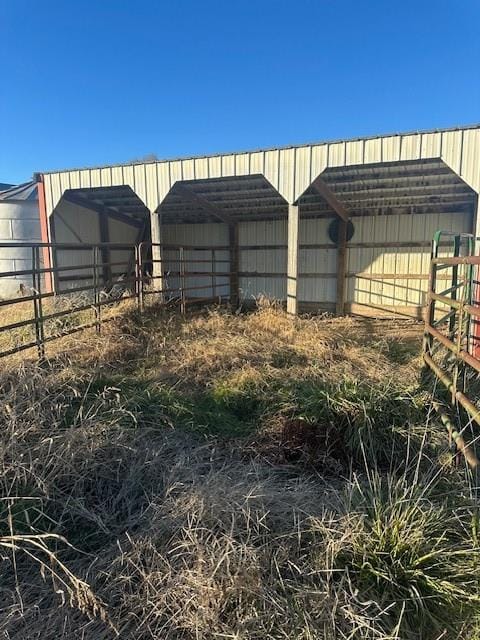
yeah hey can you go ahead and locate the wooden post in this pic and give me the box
[229,223,239,308]
[287,204,299,315]
[336,219,348,316]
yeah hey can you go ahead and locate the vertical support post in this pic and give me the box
[449,235,461,340]
[211,248,217,301]
[36,177,54,294]
[32,246,45,360]
[93,246,101,333]
[287,204,299,315]
[135,244,144,313]
[35,246,45,356]
[473,193,480,241]
[229,223,239,309]
[179,247,186,314]
[423,247,437,357]
[98,211,111,286]
[150,211,164,302]
[452,262,466,406]
[471,195,480,358]
[336,219,348,316]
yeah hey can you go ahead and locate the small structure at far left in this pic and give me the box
[0,181,40,299]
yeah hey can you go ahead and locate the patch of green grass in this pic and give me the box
[68,374,263,438]
[258,375,427,466]
[67,368,429,466]
[0,496,49,536]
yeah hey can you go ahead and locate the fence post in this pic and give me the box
[32,246,45,360]
[229,223,239,309]
[179,247,186,315]
[135,244,144,313]
[423,261,437,357]
[211,248,217,301]
[449,235,461,341]
[93,246,101,333]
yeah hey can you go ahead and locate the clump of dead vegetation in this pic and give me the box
[0,303,479,639]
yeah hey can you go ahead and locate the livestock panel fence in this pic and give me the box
[423,231,480,467]
[0,241,233,360]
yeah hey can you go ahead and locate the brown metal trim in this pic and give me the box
[173,184,232,224]
[229,223,239,308]
[336,219,347,315]
[309,176,349,222]
[37,177,54,293]
[63,192,144,229]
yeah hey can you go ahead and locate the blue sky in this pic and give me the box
[1,0,479,184]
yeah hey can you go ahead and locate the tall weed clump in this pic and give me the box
[317,468,480,639]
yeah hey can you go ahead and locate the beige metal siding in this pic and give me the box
[52,200,141,289]
[52,200,100,290]
[298,217,336,304]
[346,212,471,314]
[42,125,480,215]
[239,219,286,302]
[108,218,138,278]
[162,223,229,299]
[162,219,289,304]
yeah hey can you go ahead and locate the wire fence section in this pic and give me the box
[0,241,233,360]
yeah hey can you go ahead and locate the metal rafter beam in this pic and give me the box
[309,176,349,222]
[172,184,233,224]
[63,192,144,229]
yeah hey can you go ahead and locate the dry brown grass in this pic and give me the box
[0,292,138,363]
[1,303,479,639]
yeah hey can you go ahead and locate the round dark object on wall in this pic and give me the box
[328,219,355,245]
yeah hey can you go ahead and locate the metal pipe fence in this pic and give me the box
[0,241,233,361]
[422,231,480,467]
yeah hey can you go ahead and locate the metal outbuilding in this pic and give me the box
[0,181,40,298]
[36,124,480,317]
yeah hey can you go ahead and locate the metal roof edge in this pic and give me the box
[37,122,480,176]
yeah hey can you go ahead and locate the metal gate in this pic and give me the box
[423,231,480,467]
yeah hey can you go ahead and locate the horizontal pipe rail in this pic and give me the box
[429,292,480,318]
[0,240,238,361]
[432,256,480,266]
[424,353,480,456]
[423,235,480,467]
[425,325,480,374]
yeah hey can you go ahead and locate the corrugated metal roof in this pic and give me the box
[39,122,480,175]
[41,124,480,216]
[0,181,37,202]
